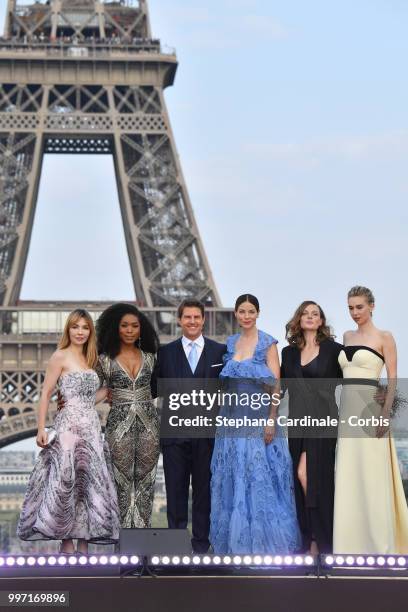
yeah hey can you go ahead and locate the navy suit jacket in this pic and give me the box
[151,336,226,445]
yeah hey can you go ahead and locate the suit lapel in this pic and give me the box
[176,338,188,374]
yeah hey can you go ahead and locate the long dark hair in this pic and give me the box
[285,300,334,349]
[96,303,159,358]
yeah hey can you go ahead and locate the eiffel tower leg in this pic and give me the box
[111,85,221,308]
[0,88,47,306]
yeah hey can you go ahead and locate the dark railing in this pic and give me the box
[0,38,176,58]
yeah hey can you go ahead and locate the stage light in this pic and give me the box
[213,556,221,565]
[16,557,25,566]
[120,556,129,564]
[192,556,200,565]
[324,555,334,565]
[47,556,57,566]
[233,555,242,565]
[99,556,108,565]
[151,556,159,565]
[68,556,77,565]
[253,555,262,565]
[294,556,303,565]
[274,556,282,565]
[387,557,396,566]
[367,556,375,566]
[203,556,211,565]
[223,556,232,565]
[171,556,180,565]
[78,556,87,565]
[27,557,36,566]
[110,556,119,565]
[377,556,385,566]
[129,556,139,564]
[6,557,15,566]
[398,557,406,567]
[284,556,293,565]
[161,556,170,565]
[57,556,67,566]
[335,556,344,565]
[243,556,252,565]
[182,556,191,565]
[356,556,365,566]
[89,556,98,565]
[346,556,354,565]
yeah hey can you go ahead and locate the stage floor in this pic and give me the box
[0,574,407,612]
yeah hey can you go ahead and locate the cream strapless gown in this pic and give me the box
[333,347,408,554]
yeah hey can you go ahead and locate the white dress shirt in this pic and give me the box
[182,334,205,362]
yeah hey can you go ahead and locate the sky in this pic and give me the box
[1,0,408,450]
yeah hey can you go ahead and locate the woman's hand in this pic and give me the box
[36,429,48,448]
[57,391,65,411]
[264,423,275,445]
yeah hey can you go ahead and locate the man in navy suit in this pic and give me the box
[152,299,226,553]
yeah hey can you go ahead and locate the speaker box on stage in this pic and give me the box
[119,528,191,556]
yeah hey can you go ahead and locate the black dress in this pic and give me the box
[281,338,343,553]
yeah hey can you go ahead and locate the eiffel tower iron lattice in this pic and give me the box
[0,0,234,447]
[0,0,221,308]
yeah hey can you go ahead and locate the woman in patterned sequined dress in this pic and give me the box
[96,303,160,528]
[17,309,120,554]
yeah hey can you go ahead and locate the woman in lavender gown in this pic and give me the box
[17,309,120,554]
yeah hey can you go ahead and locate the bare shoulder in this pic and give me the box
[343,330,354,343]
[380,330,396,346]
[49,349,68,366]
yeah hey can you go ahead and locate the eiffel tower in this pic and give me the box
[0,0,233,447]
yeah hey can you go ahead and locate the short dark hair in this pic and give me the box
[177,299,205,319]
[96,303,159,358]
[234,294,260,312]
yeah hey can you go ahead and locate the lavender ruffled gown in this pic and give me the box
[17,370,120,543]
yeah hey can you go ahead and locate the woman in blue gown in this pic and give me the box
[210,294,301,554]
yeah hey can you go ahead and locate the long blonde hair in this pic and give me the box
[58,309,98,369]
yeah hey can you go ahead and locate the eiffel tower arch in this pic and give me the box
[0,0,233,447]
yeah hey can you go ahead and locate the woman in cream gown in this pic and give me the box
[333,286,408,554]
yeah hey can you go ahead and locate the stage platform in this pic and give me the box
[0,554,407,612]
[0,574,407,612]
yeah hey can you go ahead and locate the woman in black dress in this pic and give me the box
[281,301,342,554]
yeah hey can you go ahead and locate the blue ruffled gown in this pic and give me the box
[210,330,301,554]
